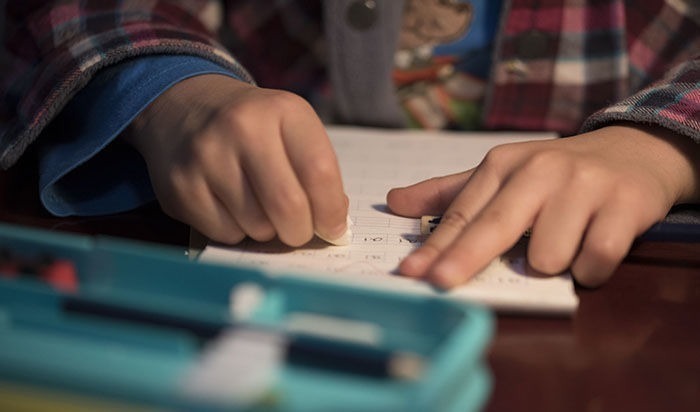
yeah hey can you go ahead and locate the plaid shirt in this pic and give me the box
[1,0,698,170]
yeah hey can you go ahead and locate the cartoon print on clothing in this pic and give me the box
[394,0,487,130]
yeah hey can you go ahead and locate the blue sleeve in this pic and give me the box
[39,55,243,217]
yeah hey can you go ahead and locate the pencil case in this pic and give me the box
[0,222,494,412]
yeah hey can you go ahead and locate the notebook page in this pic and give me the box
[200,126,578,315]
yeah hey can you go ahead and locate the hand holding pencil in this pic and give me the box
[124,74,349,247]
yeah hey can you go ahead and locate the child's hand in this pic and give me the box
[124,75,348,246]
[387,124,699,288]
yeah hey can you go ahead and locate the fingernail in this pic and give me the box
[316,215,353,246]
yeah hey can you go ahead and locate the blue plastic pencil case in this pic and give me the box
[0,222,493,412]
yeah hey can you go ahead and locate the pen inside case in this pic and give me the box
[0,222,494,412]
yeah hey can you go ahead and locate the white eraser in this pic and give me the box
[316,215,353,246]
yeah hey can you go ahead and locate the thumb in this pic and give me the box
[386,170,474,217]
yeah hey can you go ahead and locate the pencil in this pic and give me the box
[62,295,424,380]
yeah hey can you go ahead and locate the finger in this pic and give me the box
[387,141,535,219]
[397,159,507,278]
[203,197,247,245]
[526,183,601,275]
[204,155,276,242]
[236,122,314,247]
[422,168,551,289]
[281,103,349,241]
[386,170,474,217]
[571,204,640,288]
[163,170,247,245]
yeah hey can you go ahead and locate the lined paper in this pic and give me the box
[200,126,578,315]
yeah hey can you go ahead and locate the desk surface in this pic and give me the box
[2,169,699,412]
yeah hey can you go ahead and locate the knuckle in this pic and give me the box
[284,189,310,212]
[306,156,339,182]
[522,149,569,175]
[266,89,310,112]
[479,207,508,228]
[189,145,210,168]
[440,209,471,230]
[272,187,310,218]
[480,144,512,174]
[188,132,220,165]
[583,235,627,268]
[418,242,444,257]
[219,108,256,138]
[528,149,561,165]
[567,161,602,188]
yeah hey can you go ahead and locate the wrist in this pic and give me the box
[610,122,700,204]
[124,74,256,155]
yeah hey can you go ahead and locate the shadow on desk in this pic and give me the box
[0,164,189,246]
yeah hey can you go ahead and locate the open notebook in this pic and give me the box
[199,126,579,316]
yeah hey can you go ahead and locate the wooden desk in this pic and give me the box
[488,241,700,412]
[2,169,699,412]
